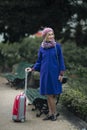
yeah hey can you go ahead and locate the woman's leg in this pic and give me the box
[43,95,57,121]
[47,96,52,115]
[47,95,56,115]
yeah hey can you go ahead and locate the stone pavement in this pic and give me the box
[0,76,87,130]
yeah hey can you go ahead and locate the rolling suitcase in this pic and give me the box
[12,71,28,122]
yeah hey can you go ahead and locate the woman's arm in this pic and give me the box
[56,43,66,75]
[32,47,42,72]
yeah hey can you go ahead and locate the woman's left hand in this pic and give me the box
[58,75,63,82]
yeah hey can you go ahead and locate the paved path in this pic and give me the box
[0,76,87,130]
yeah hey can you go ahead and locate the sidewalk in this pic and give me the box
[0,76,87,130]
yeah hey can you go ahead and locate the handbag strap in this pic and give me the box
[55,45,59,65]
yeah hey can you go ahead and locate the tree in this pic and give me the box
[61,0,87,46]
[0,0,87,46]
[0,0,72,42]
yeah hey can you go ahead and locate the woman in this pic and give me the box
[26,27,65,121]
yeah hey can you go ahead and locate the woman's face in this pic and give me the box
[45,31,55,42]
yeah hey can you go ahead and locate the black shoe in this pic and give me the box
[43,115,52,120]
[51,114,57,121]
[56,113,60,117]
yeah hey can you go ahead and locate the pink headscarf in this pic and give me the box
[41,27,56,48]
[42,27,53,39]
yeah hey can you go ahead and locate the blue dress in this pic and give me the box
[33,43,65,95]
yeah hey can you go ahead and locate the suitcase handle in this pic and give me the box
[24,71,28,95]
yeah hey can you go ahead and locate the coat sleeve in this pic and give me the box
[56,43,66,74]
[33,47,42,72]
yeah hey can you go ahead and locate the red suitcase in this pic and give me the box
[12,93,26,122]
[12,71,28,122]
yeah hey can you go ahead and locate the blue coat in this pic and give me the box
[33,43,65,95]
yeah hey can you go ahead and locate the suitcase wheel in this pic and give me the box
[21,118,25,122]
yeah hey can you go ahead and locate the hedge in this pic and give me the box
[61,87,87,122]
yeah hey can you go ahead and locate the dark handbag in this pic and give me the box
[62,76,68,84]
[55,45,68,84]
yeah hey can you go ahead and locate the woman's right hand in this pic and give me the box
[25,67,32,72]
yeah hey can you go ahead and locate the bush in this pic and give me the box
[61,88,87,122]
[0,42,20,71]
[62,41,87,68]
[65,64,87,96]
[19,37,42,63]
[0,37,42,71]
[1,38,87,72]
